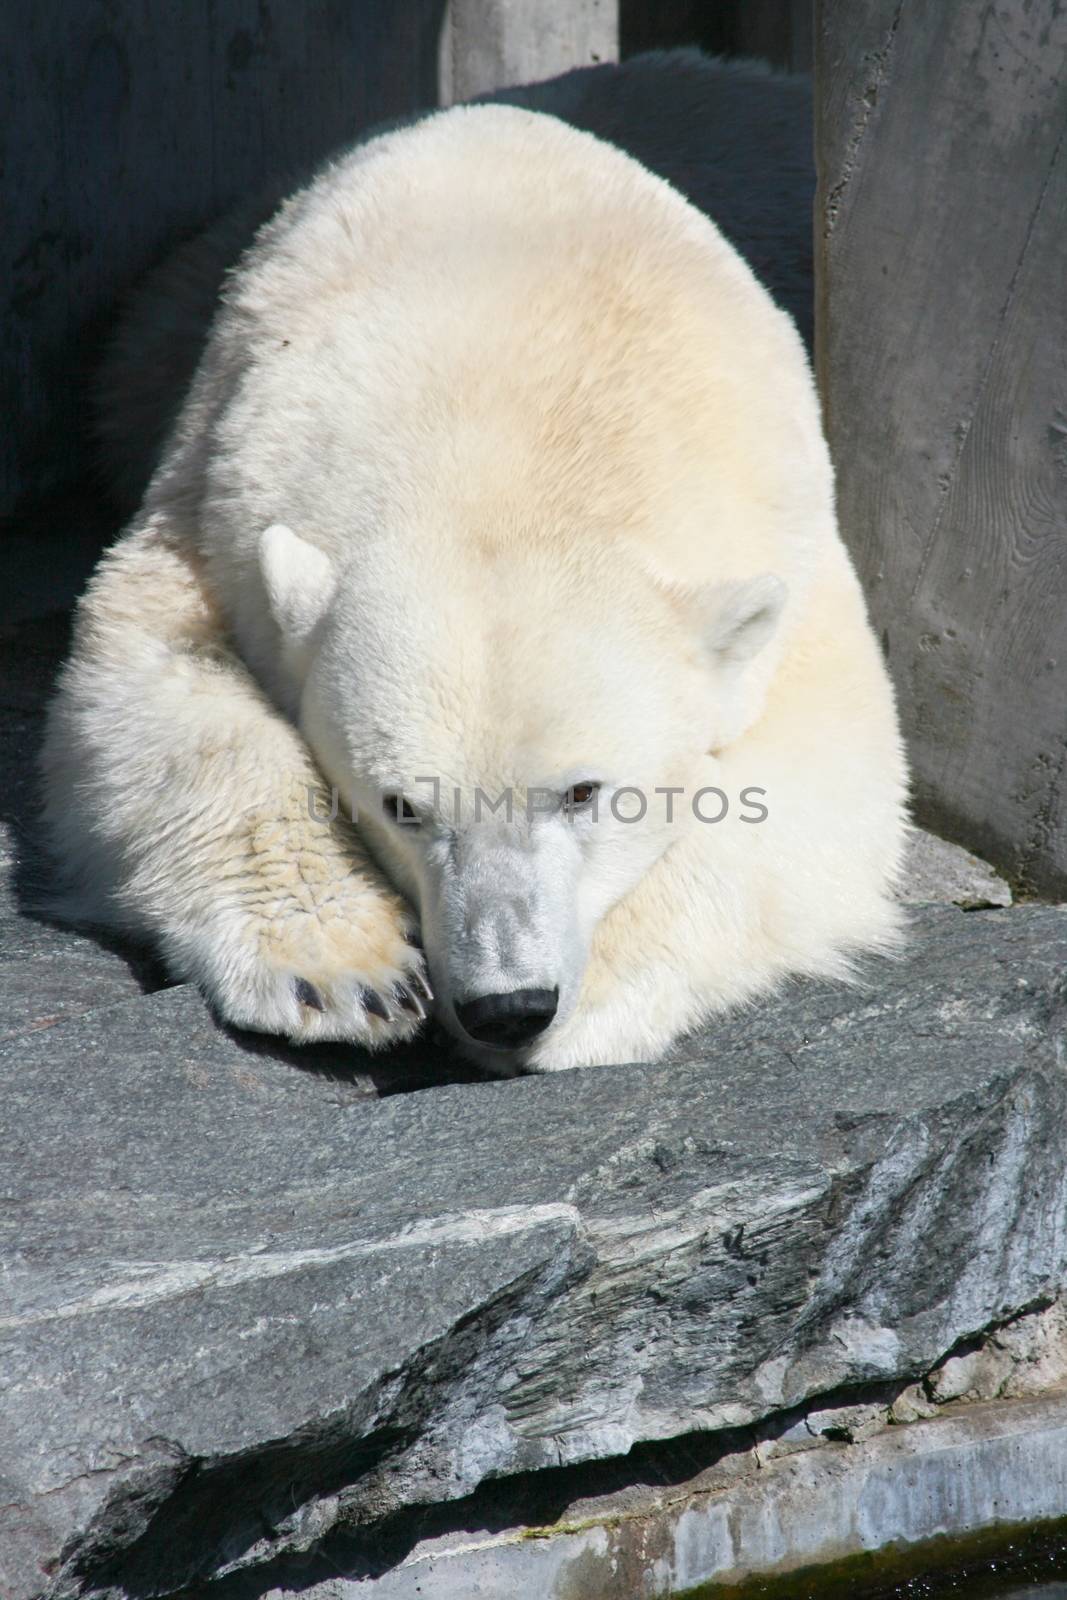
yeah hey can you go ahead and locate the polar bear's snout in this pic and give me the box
[413,820,587,1055]
[454,988,560,1050]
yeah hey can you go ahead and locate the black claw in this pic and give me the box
[412,967,434,1003]
[393,983,426,1021]
[361,988,392,1022]
[294,978,325,1012]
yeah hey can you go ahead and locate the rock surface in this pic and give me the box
[898,826,1013,908]
[4,899,1067,1598]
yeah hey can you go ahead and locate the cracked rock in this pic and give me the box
[926,1299,1067,1407]
[3,903,1067,1597]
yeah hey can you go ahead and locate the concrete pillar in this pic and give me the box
[438,0,618,103]
[815,0,1067,893]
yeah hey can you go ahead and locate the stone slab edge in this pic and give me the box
[333,1387,1067,1599]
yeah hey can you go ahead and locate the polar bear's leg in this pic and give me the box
[41,520,429,1047]
[522,831,748,1073]
[526,602,907,1074]
[526,813,899,1075]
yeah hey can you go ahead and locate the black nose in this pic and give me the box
[455,988,559,1049]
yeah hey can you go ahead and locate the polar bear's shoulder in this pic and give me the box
[231,103,762,332]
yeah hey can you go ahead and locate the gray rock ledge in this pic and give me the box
[301,1386,1067,1599]
[3,902,1067,1598]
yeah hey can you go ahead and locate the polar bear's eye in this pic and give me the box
[564,782,598,812]
[382,792,419,826]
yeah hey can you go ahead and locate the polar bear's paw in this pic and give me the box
[522,964,693,1074]
[174,905,432,1049]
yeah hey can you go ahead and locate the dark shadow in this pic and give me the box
[220,1014,498,1096]
[621,0,813,74]
[2,610,82,920]
[2,0,449,555]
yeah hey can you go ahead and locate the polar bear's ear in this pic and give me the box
[259,524,336,646]
[700,574,787,667]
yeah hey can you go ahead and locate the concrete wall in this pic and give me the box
[0,1,445,522]
[439,0,617,104]
[620,0,812,73]
[815,0,1067,893]
[0,1,617,526]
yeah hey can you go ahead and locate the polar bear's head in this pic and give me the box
[260,522,785,1062]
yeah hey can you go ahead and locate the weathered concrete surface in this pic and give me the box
[312,1387,1067,1599]
[438,0,617,106]
[5,900,1067,1597]
[1,1,445,520]
[815,0,1067,894]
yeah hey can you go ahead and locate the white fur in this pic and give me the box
[42,105,907,1069]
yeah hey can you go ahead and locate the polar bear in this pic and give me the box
[41,102,906,1072]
